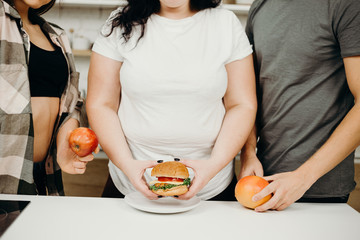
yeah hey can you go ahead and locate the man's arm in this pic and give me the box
[254,56,360,211]
[295,57,360,184]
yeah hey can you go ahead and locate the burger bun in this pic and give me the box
[151,185,188,197]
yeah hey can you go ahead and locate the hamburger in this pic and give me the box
[149,161,191,196]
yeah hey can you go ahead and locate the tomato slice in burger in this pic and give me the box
[158,177,183,182]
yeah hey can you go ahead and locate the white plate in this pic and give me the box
[124,192,201,214]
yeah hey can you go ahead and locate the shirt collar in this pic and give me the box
[3,0,21,19]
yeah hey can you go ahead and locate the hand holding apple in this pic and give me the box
[69,127,99,157]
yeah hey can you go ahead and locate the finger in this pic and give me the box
[272,200,284,210]
[176,190,196,200]
[239,169,252,178]
[94,146,100,154]
[74,167,86,174]
[138,185,158,200]
[78,154,94,162]
[176,159,194,169]
[177,179,201,200]
[73,161,87,169]
[143,160,159,169]
[276,203,289,211]
[252,184,274,202]
[138,177,158,200]
[176,183,198,200]
[142,175,148,184]
[254,167,264,177]
[255,193,281,212]
[144,191,158,200]
[66,130,73,141]
[239,170,255,179]
[263,175,277,182]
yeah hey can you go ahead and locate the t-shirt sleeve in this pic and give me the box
[92,9,124,62]
[225,12,253,64]
[332,0,360,58]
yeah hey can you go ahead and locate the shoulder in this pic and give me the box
[202,7,237,21]
[247,0,267,24]
[329,0,360,13]
[1,0,21,19]
[328,0,360,28]
[0,0,9,12]
[199,7,241,28]
[329,0,360,7]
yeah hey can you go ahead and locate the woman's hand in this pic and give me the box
[239,152,264,179]
[57,131,97,174]
[123,160,159,200]
[252,171,313,212]
[176,159,218,200]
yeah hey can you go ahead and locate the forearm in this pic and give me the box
[240,125,258,159]
[209,104,257,177]
[87,105,134,173]
[296,103,360,186]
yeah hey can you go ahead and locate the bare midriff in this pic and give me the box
[31,97,59,163]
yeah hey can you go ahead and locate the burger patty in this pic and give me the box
[154,183,168,188]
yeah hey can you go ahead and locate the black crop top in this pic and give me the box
[28,42,69,98]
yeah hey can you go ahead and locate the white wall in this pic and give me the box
[44,6,248,96]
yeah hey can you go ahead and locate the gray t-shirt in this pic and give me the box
[246,0,360,198]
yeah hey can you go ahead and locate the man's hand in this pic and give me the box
[252,171,312,212]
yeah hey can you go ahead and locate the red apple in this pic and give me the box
[69,127,99,157]
[235,175,272,209]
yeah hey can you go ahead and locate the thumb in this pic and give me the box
[143,160,159,169]
[254,167,264,177]
[66,130,73,141]
[263,175,275,182]
[94,146,100,154]
[238,170,252,179]
[177,159,193,168]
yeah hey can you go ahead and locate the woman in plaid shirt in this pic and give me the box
[0,0,94,195]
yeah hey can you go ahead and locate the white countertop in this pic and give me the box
[1,194,359,240]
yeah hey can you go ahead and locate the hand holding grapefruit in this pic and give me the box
[235,175,272,209]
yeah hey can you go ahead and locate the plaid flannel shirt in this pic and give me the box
[0,0,87,195]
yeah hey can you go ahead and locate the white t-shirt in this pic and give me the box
[92,7,252,200]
